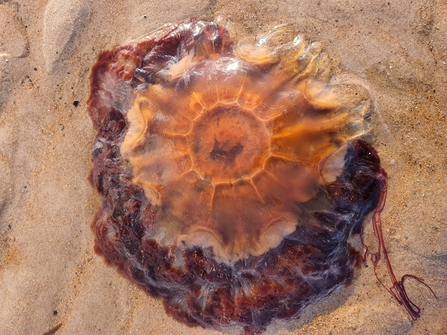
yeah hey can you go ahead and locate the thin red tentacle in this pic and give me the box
[362,167,437,320]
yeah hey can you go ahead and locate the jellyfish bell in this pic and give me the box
[88,19,432,334]
[119,45,363,263]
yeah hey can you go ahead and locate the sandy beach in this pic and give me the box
[0,1,446,334]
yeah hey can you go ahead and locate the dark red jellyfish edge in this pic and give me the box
[87,20,434,334]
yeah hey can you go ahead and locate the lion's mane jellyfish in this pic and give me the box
[87,20,432,334]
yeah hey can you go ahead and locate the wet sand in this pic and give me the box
[0,1,446,334]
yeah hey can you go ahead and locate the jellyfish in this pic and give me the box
[87,20,433,334]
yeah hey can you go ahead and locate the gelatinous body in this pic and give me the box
[87,20,428,334]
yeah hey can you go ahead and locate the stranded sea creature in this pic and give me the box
[87,20,432,334]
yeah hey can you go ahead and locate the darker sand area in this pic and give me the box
[0,1,446,334]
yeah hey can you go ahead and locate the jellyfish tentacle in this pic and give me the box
[362,167,437,320]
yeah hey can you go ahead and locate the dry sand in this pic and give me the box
[0,0,446,334]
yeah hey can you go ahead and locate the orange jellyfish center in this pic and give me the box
[120,57,356,263]
[189,105,270,182]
